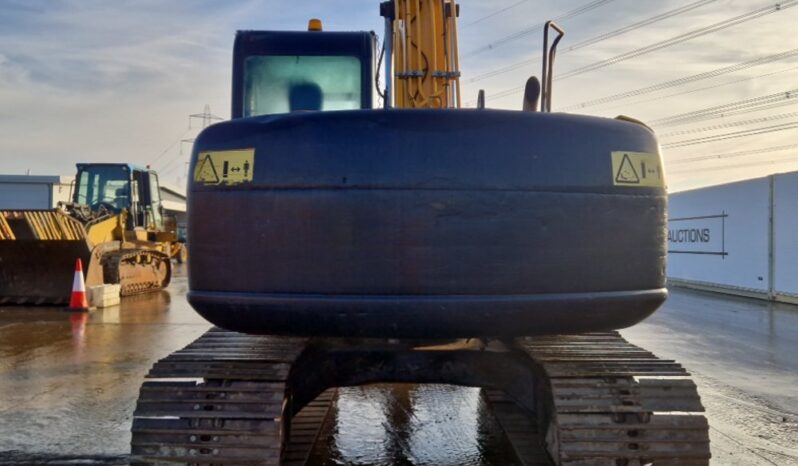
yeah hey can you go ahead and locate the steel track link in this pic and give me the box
[131,328,310,465]
[102,248,171,296]
[483,388,554,466]
[517,332,711,466]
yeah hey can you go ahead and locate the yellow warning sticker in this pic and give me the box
[194,149,255,186]
[611,151,664,188]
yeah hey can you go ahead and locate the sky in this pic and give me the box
[0,0,796,191]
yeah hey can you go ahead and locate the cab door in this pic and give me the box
[149,172,164,229]
[132,169,164,230]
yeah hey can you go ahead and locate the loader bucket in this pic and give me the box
[0,210,94,305]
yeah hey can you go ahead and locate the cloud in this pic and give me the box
[455,0,798,191]
[0,0,796,191]
[0,0,248,178]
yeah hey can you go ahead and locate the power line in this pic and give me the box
[149,128,192,166]
[650,89,798,126]
[159,139,200,176]
[658,112,798,138]
[667,143,798,165]
[483,1,798,104]
[461,0,528,28]
[661,122,798,148]
[668,155,798,174]
[155,105,224,176]
[560,1,797,79]
[468,0,715,84]
[561,48,798,110]
[463,0,615,58]
[587,65,798,113]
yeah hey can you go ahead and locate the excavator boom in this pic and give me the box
[383,0,462,108]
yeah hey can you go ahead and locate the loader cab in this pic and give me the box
[231,28,375,119]
[73,163,164,229]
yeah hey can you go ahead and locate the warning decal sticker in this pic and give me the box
[194,149,255,186]
[611,151,664,188]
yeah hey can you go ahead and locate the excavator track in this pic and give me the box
[132,329,709,465]
[516,332,710,466]
[102,248,172,296]
[131,328,310,465]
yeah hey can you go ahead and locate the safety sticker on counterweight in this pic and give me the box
[611,151,664,188]
[194,149,255,185]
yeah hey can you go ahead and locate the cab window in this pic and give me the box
[243,55,361,116]
[74,165,130,210]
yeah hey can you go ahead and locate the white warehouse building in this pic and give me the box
[0,175,74,209]
[0,174,186,237]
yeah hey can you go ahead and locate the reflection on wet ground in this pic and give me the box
[624,288,798,412]
[0,265,209,460]
[307,384,520,466]
[1,268,797,465]
[623,288,798,465]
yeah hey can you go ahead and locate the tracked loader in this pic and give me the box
[0,163,181,304]
[131,1,711,464]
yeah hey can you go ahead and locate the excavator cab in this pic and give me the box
[231,28,375,118]
[73,163,164,230]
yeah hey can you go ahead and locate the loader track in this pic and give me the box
[132,329,709,465]
[102,248,171,296]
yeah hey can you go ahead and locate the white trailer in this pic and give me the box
[668,171,798,303]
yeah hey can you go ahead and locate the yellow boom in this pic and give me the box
[388,0,461,108]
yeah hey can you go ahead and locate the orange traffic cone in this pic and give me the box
[68,258,91,312]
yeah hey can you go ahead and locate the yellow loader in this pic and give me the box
[0,163,183,304]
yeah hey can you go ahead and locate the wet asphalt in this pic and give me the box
[623,289,798,465]
[0,265,796,465]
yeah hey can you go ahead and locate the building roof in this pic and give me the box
[159,182,186,199]
[161,199,186,213]
[0,174,73,185]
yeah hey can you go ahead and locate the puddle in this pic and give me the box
[307,384,521,466]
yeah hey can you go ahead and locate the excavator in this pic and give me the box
[0,163,181,304]
[131,1,711,464]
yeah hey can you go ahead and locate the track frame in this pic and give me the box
[131,329,709,465]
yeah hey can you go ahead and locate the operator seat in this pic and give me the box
[289,82,323,111]
[114,187,129,211]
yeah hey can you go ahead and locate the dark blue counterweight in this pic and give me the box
[186,108,667,337]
